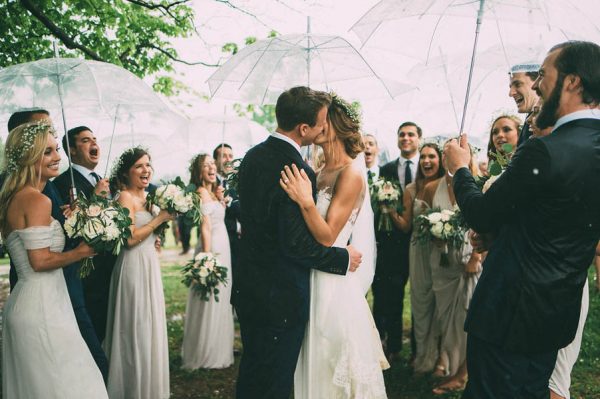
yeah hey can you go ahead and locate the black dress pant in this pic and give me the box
[463,334,558,399]
[236,310,305,399]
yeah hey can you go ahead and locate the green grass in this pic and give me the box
[162,259,600,399]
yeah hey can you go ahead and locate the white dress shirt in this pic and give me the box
[397,153,419,190]
[552,109,600,132]
[72,163,99,187]
[272,132,302,156]
[367,165,379,181]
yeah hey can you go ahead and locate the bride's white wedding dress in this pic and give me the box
[2,220,108,399]
[294,165,389,399]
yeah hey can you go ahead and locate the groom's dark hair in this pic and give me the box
[275,86,331,131]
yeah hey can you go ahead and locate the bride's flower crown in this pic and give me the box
[4,120,57,174]
[109,146,148,181]
[330,92,361,127]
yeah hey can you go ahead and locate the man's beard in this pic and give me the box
[536,77,563,130]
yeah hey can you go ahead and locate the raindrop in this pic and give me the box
[532,168,539,175]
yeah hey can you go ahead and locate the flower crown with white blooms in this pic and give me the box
[330,92,361,127]
[4,120,57,174]
[109,146,148,181]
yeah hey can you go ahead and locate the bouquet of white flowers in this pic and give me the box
[146,176,202,235]
[181,252,228,302]
[64,194,132,277]
[370,178,402,232]
[413,207,466,248]
[477,143,513,193]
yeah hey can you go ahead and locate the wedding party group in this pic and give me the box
[0,39,599,399]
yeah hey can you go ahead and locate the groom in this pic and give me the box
[445,41,600,398]
[233,86,362,398]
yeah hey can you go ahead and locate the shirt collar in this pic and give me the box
[399,153,419,165]
[368,165,379,174]
[272,132,302,156]
[72,163,97,179]
[552,109,600,132]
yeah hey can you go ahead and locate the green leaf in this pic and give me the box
[489,161,503,176]
[502,143,514,154]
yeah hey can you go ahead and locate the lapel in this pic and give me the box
[265,135,317,197]
[71,168,95,198]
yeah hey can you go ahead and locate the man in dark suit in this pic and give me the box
[508,62,541,145]
[233,86,362,398]
[363,133,380,186]
[373,121,421,362]
[445,41,600,399]
[53,126,114,381]
[214,143,242,278]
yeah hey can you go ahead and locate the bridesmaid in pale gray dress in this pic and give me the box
[181,154,234,369]
[422,146,482,395]
[105,147,175,399]
[385,143,446,374]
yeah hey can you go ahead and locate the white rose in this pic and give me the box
[205,259,215,271]
[440,213,450,222]
[444,223,453,234]
[195,252,210,261]
[64,216,78,237]
[101,207,118,220]
[104,224,120,241]
[431,222,444,238]
[86,205,102,217]
[83,218,104,240]
[199,267,209,278]
[427,212,442,224]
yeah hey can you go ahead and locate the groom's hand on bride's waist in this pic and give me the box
[346,245,362,272]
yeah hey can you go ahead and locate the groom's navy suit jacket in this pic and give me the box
[233,135,349,327]
[454,118,600,354]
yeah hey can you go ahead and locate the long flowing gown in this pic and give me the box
[2,220,108,399]
[431,180,480,377]
[181,200,234,369]
[294,166,389,399]
[104,211,170,399]
[407,183,440,373]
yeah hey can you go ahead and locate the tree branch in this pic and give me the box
[147,44,220,67]
[214,0,271,29]
[125,0,190,23]
[19,0,105,62]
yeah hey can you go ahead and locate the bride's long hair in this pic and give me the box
[0,121,55,236]
[324,96,365,162]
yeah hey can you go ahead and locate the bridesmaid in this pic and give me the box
[423,143,482,395]
[181,154,234,369]
[104,147,174,399]
[486,114,522,156]
[385,143,446,374]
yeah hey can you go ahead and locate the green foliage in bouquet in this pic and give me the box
[146,176,202,236]
[477,143,514,192]
[413,207,467,248]
[64,193,132,278]
[181,253,228,302]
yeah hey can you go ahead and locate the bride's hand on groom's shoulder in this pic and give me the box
[280,164,313,209]
[346,245,362,272]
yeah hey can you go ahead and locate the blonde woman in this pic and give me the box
[0,121,107,398]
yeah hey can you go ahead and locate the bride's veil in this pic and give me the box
[350,152,377,295]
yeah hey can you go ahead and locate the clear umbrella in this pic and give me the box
[207,18,413,104]
[351,0,600,133]
[0,57,177,200]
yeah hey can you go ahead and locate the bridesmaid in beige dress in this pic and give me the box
[422,144,482,395]
[105,147,175,399]
[181,154,234,369]
[385,143,446,374]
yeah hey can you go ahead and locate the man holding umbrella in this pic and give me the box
[445,41,600,399]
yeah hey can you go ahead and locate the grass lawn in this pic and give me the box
[161,247,600,399]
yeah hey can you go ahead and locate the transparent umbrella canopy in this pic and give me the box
[351,0,600,133]
[0,57,179,198]
[171,113,269,161]
[207,20,413,104]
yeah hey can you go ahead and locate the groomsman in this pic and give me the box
[508,62,540,145]
[214,143,241,278]
[54,127,116,355]
[363,134,380,185]
[447,41,600,399]
[373,121,421,362]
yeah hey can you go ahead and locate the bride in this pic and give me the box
[280,94,388,398]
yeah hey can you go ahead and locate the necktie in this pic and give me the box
[367,170,374,186]
[90,172,101,184]
[404,160,412,186]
